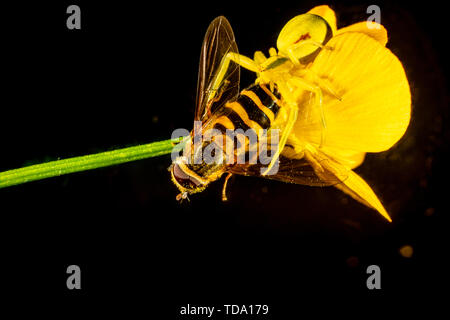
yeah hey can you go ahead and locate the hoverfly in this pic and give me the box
[170,6,411,222]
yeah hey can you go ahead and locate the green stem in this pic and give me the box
[0,137,187,189]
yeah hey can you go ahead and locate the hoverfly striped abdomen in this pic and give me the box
[203,83,282,167]
[212,83,281,134]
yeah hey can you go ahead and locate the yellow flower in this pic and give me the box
[284,5,411,222]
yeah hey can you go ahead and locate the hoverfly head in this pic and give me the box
[170,156,209,199]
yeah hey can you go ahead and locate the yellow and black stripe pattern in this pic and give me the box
[171,83,282,193]
[212,83,281,134]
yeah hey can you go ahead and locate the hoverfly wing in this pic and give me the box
[195,16,240,122]
[228,154,348,187]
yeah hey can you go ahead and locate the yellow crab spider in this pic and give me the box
[206,13,335,175]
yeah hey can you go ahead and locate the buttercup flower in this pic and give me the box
[280,5,411,221]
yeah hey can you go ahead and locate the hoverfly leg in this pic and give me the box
[221,173,233,201]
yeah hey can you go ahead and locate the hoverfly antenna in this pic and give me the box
[176,192,190,202]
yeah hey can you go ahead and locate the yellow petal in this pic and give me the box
[334,169,392,222]
[321,147,366,169]
[308,5,337,35]
[283,138,366,170]
[296,144,392,222]
[291,32,411,152]
[304,145,391,221]
[336,21,388,46]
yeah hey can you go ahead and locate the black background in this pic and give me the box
[1,0,448,316]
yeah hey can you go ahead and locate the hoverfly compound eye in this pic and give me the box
[277,13,332,64]
[171,163,203,190]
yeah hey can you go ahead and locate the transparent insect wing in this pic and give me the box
[228,155,347,187]
[228,146,348,187]
[195,16,240,122]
